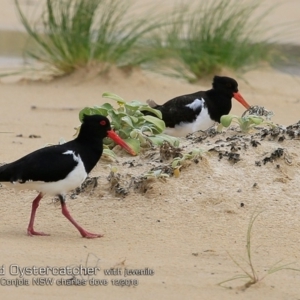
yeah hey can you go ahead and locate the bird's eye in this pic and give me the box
[227,83,232,87]
[100,120,106,126]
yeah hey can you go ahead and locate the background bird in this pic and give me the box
[145,76,251,137]
[0,114,135,238]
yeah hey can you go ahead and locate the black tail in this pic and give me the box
[0,163,12,182]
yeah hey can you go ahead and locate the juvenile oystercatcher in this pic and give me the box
[146,76,251,137]
[0,115,135,238]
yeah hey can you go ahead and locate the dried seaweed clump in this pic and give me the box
[242,105,274,119]
[255,148,292,166]
[70,176,100,198]
[159,141,183,161]
[107,171,156,196]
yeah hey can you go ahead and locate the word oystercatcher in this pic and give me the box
[0,115,135,238]
[146,76,251,136]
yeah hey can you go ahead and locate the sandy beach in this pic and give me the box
[1,1,300,299]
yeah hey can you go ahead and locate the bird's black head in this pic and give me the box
[212,76,239,95]
[81,114,112,138]
[211,76,250,110]
[79,114,136,155]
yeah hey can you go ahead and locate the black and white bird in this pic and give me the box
[0,115,135,238]
[146,76,251,137]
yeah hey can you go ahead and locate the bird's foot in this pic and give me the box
[81,231,104,239]
[27,229,50,236]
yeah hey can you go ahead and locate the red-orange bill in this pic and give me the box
[233,92,251,109]
[107,130,136,156]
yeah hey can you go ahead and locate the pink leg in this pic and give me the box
[61,202,103,238]
[27,193,50,236]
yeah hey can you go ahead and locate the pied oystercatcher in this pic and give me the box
[146,76,251,136]
[0,115,135,238]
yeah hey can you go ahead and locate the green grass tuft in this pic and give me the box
[15,0,284,79]
[150,0,276,81]
[218,210,300,290]
[15,0,163,75]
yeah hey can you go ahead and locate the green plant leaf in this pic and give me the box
[124,104,140,115]
[79,107,108,122]
[121,116,134,128]
[126,100,144,107]
[142,115,166,132]
[102,148,117,159]
[102,92,126,104]
[130,116,139,124]
[101,103,114,110]
[140,107,163,119]
[220,115,236,127]
[171,158,181,168]
[147,135,164,145]
[108,110,126,129]
[129,129,139,139]
[248,116,264,125]
[117,128,132,139]
[123,138,140,154]
[148,133,179,146]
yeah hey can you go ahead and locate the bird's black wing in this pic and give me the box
[152,92,206,128]
[0,144,79,183]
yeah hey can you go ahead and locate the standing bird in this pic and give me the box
[146,76,251,137]
[0,115,135,238]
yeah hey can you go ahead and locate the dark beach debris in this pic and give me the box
[262,148,284,164]
[107,171,129,196]
[150,164,173,176]
[122,160,143,168]
[216,150,240,163]
[228,152,240,163]
[29,134,41,139]
[15,134,41,138]
[258,148,292,166]
[242,105,274,119]
[258,122,300,141]
[286,121,300,139]
[250,139,261,147]
[209,136,246,163]
[186,126,219,143]
[207,119,300,166]
[107,171,159,196]
[31,105,78,111]
[159,141,183,161]
[70,176,100,198]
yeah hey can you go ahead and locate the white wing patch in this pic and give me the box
[186,98,203,111]
[63,150,79,162]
